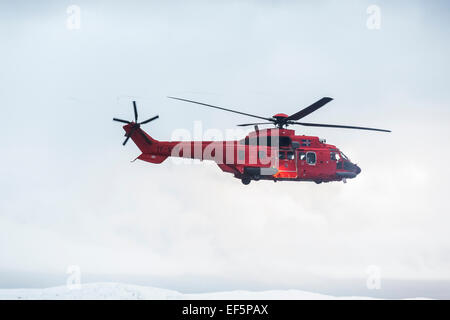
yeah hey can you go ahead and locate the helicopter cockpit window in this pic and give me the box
[330,152,341,161]
[278,151,286,160]
[287,151,295,160]
[306,152,316,165]
[298,152,306,161]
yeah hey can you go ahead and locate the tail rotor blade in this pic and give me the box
[113,118,131,124]
[122,134,131,146]
[122,126,138,145]
[140,115,159,125]
[133,101,138,122]
[115,100,159,147]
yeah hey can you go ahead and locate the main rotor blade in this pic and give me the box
[133,101,138,122]
[139,115,159,125]
[291,121,391,132]
[168,96,273,122]
[113,118,131,124]
[285,97,333,121]
[237,122,274,127]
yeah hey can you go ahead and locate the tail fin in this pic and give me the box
[124,125,156,153]
[125,125,169,164]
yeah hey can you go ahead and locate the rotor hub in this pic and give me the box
[272,113,288,119]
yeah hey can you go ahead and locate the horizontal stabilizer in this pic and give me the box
[138,153,168,164]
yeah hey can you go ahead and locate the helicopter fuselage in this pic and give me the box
[114,97,388,185]
[124,124,361,185]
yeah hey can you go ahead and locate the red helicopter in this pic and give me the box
[113,97,390,185]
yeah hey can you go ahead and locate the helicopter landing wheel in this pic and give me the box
[314,180,322,184]
[241,176,251,185]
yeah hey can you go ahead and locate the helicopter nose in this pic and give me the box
[355,164,361,175]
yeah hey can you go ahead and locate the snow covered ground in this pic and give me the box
[0,282,424,300]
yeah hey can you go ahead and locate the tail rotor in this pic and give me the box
[113,101,159,145]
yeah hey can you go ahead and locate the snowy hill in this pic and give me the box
[0,283,433,300]
[0,283,380,300]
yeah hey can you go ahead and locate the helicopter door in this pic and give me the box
[298,150,317,179]
[277,150,297,178]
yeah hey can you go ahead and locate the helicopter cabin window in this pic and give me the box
[306,152,316,165]
[279,151,294,160]
[298,152,306,161]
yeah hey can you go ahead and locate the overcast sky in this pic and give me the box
[0,0,449,298]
